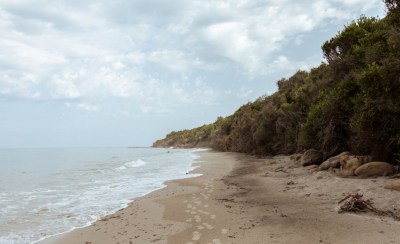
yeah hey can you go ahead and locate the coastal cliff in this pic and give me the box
[154,1,400,164]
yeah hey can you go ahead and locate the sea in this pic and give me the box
[0,147,202,244]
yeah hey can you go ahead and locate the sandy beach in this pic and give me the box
[41,150,400,244]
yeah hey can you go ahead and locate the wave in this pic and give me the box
[116,159,147,170]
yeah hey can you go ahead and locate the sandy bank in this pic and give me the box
[40,151,400,244]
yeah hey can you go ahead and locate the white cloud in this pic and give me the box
[261,54,323,77]
[77,103,99,112]
[0,0,383,110]
[52,74,81,99]
[202,21,259,70]
[148,50,189,72]
[0,0,386,147]
[338,0,377,9]
[64,102,100,112]
[0,38,67,71]
[186,0,382,76]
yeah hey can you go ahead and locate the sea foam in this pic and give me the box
[116,159,147,170]
[0,147,198,244]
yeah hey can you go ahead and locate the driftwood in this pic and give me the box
[337,192,400,221]
[216,198,235,203]
[390,173,400,178]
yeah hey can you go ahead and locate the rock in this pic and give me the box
[265,159,277,165]
[290,154,302,162]
[319,152,351,171]
[339,156,362,177]
[301,149,323,166]
[390,173,400,179]
[384,179,400,191]
[355,162,394,178]
[318,161,332,171]
[357,155,372,164]
[339,154,350,167]
[313,171,326,179]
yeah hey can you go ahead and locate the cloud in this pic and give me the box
[0,0,384,112]
[192,0,382,75]
[0,0,387,148]
[77,103,99,112]
[268,54,323,76]
[64,102,100,112]
[148,50,190,72]
[52,75,81,99]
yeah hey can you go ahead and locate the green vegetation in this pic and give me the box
[153,0,400,164]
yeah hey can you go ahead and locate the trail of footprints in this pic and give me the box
[183,180,229,244]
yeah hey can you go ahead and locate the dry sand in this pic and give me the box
[40,151,400,244]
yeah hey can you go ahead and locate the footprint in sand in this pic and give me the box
[198,210,210,215]
[192,231,201,241]
[203,222,214,230]
[212,239,222,244]
[194,215,202,222]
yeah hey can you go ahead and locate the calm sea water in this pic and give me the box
[0,147,201,244]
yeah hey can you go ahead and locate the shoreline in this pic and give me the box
[35,149,204,244]
[37,150,215,244]
[41,150,400,244]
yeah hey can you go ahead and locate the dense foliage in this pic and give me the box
[153,1,400,164]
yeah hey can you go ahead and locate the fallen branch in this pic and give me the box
[216,198,235,203]
[337,192,400,221]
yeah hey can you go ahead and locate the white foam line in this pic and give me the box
[34,150,203,244]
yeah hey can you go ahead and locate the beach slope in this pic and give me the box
[41,151,400,244]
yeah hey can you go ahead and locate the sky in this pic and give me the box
[0,0,386,148]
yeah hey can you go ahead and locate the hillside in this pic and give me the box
[153,0,400,164]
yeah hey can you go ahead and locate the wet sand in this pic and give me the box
[41,151,400,244]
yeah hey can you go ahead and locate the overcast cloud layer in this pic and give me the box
[0,0,385,147]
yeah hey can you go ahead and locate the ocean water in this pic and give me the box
[0,147,201,244]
